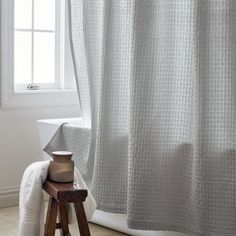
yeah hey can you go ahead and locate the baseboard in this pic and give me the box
[0,186,20,208]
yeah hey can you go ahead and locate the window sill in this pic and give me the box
[14,88,77,94]
[1,89,79,109]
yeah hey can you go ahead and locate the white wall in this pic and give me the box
[0,0,81,208]
[0,105,80,207]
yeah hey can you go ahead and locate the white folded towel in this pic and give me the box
[19,161,96,236]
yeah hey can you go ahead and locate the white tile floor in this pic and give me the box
[0,205,129,236]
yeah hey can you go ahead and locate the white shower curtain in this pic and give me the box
[68,0,236,235]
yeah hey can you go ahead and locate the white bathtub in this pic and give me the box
[37,118,186,236]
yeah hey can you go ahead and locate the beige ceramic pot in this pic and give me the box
[48,151,74,183]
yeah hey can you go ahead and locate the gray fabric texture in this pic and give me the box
[49,0,236,235]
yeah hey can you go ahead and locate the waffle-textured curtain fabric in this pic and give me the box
[68,0,236,235]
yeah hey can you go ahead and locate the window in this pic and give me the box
[14,0,59,89]
[1,0,78,108]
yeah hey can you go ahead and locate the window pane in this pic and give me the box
[34,0,55,30]
[14,0,32,29]
[34,32,55,83]
[14,32,32,84]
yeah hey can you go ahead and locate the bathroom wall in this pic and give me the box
[0,0,81,207]
[0,105,80,207]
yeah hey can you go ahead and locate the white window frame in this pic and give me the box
[0,0,78,108]
[14,0,62,90]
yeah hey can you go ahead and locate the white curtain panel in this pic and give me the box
[68,0,236,235]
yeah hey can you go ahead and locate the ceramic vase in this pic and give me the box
[49,151,74,183]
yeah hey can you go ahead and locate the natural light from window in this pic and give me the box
[1,0,77,108]
[14,0,59,88]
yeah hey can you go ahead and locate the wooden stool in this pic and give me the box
[43,180,91,236]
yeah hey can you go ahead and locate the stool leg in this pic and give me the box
[45,197,58,236]
[74,201,91,236]
[58,201,71,236]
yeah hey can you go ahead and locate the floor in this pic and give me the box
[0,205,129,236]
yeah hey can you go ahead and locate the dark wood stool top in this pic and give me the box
[43,181,88,202]
[43,180,91,236]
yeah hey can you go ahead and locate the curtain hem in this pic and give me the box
[127,221,199,236]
